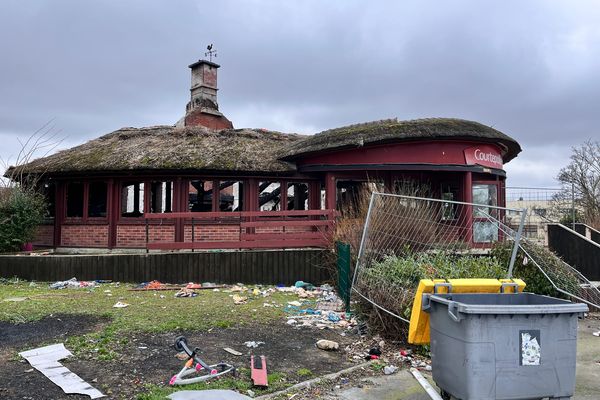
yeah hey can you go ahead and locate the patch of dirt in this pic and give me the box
[0,317,360,400]
[0,314,109,350]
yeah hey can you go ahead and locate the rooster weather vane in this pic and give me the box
[205,44,217,62]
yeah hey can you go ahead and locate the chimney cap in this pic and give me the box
[188,59,220,69]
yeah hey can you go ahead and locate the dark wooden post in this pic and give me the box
[325,172,336,210]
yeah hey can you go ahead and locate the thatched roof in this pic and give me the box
[9,126,305,176]
[283,118,521,162]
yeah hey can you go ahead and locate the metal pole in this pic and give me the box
[507,208,527,278]
[350,191,376,290]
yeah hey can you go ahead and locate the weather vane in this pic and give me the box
[205,44,217,62]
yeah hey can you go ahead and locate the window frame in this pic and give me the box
[63,180,109,224]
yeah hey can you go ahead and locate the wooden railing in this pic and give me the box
[144,210,336,251]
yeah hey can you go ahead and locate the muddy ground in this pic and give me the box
[0,314,358,399]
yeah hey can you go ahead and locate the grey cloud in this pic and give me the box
[1,0,599,187]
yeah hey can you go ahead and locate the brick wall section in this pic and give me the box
[61,224,108,247]
[184,224,240,242]
[32,224,54,247]
[184,110,233,130]
[117,224,175,248]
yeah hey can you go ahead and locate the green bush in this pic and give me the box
[490,242,579,298]
[356,252,507,337]
[0,187,46,253]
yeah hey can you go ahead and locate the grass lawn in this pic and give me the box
[0,278,352,399]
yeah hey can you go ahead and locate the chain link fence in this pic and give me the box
[351,192,599,329]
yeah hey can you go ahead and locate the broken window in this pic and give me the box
[336,181,383,211]
[88,181,107,218]
[287,182,309,210]
[42,182,56,218]
[188,180,213,212]
[219,181,243,211]
[440,183,459,221]
[150,181,173,213]
[259,181,281,211]
[121,182,145,217]
[66,182,84,218]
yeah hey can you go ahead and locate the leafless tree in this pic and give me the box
[556,140,600,229]
[1,119,63,189]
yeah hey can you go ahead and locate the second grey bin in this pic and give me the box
[423,293,588,400]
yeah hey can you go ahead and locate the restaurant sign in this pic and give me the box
[464,145,503,169]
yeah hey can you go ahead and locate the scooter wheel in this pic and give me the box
[174,336,187,352]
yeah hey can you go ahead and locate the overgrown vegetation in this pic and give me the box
[491,241,580,298]
[356,252,507,338]
[0,187,46,252]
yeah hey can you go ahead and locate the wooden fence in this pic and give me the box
[0,249,331,284]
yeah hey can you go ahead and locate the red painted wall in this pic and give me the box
[297,140,503,168]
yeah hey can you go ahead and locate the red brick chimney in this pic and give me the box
[184,60,233,130]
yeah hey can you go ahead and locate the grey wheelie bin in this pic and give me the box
[422,292,588,400]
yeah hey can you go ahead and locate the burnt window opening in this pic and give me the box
[189,180,213,212]
[66,182,84,218]
[287,182,309,210]
[219,181,243,212]
[150,181,173,213]
[43,182,56,218]
[259,181,281,211]
[440,183,460,221]
[336,181,383,212]
[121,182,145,217]
[88,182,108,218]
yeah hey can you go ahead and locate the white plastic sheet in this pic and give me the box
[19,343,105,399]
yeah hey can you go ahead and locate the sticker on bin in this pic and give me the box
[520,330,541,366]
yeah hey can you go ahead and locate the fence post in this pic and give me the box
[336,241,351,313]
[351,191,376,290]
[507,208,528,278]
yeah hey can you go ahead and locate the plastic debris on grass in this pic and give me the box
[50,277,98,290]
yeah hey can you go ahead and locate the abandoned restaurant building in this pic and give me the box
[9,59,521,251]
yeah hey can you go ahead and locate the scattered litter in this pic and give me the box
[593,331,600,337]
[175,351,189,360]
[223,347,243,356]
[384,365,398,375]
[287,300,303,307]
[24,368,34,373]
[233,294,248,305]
[19,343,105,399]
[50,277,97,290]
[175,288,198,298]
[168,390,251,400]
[251,355,268,387]
[244,341,265,348]
[112,301,129,308]
[287,319,298,325]
[3,297,28,302]
[316,339,339,351]
[138,346,148,350]
[294,281,315,290]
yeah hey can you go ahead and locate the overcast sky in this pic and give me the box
[1,0,599,187]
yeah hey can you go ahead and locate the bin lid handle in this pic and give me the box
[433,282,452,294]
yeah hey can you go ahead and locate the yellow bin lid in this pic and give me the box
[407,278,526,345]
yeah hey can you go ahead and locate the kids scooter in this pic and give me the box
[169,336,236,385]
